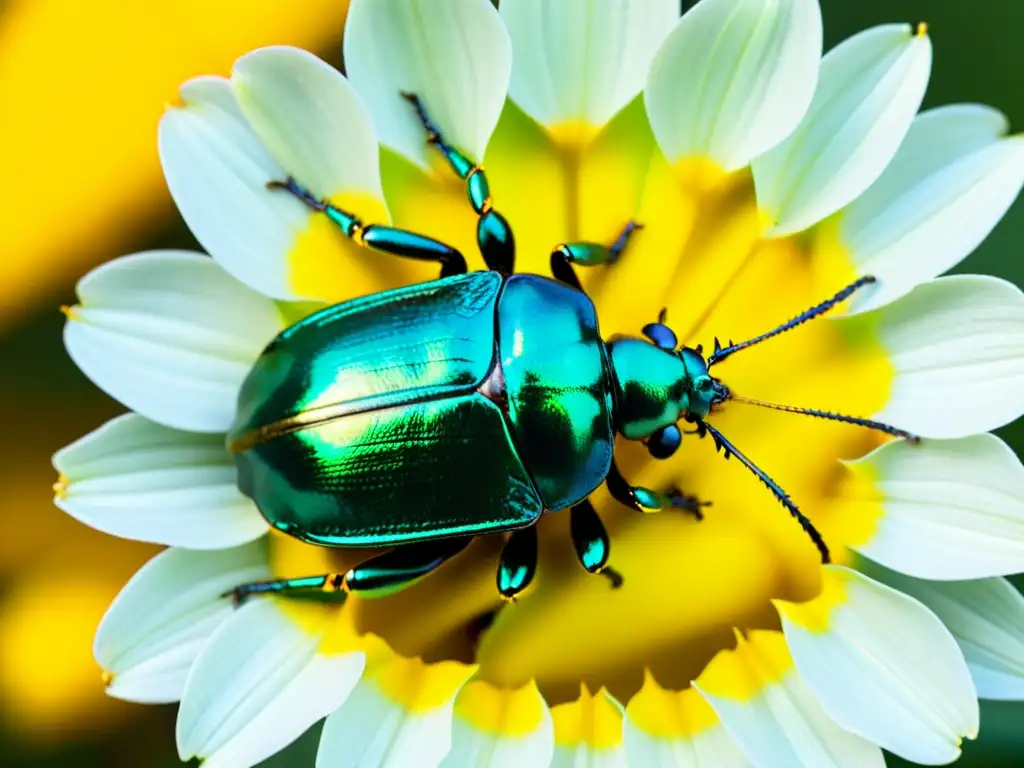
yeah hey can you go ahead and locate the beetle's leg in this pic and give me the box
[606,460,709,520]
[267,176,468,278]
[225,572,348,606]
[570,499,624,589]
[497,525,538,600]
[550,221,641,291]
[402,92,515,275]
[226,536,472,606]
[344,536,474,598]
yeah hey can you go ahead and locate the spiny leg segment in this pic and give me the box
[707,275,877,366]
[694,420,830,563]
[267,177,468,277]
[697,273,921,563]
[402,92,515,274]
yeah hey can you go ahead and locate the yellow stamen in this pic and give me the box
[52,474,68,499]
[59,304,77,320]
[916,22,928,37]
[100,670,114,686]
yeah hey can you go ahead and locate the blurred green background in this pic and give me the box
[0,0,1021,765]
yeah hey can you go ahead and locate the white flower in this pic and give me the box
[56,0,1024,765]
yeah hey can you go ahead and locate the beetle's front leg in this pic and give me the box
[226,536,473,606]
[550,221,641,292]
[605,461,709,520]
[267,176,468,278]
[402,92,515,275]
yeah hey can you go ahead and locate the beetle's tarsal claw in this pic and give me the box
[266,176,325,212]
[668,489,710,520]
[599,566,624,589]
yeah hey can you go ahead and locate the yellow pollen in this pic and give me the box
[52,474,68,499]
[916,22,928,37]
[100,670,114,686]
[59,304,77,320]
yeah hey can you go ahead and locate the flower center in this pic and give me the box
[266,99,893,705]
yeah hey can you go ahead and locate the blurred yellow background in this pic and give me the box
[0,1,1020,766]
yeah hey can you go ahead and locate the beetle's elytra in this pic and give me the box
[225,94,918,605]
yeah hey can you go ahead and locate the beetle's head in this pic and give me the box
[678,346,730,419]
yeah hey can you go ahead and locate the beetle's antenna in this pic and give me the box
[707,276,876,367]
[729,394,920,443]
[696,421,830,563]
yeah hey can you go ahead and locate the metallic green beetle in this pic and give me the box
[227,94,918,604]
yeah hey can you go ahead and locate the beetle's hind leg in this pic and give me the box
[226,536,473,606]
[497,525,538,600]
[550,221,642,292]
[266,176,468,278]
[402,92,515,275]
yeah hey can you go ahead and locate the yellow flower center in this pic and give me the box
[269,96,893,705]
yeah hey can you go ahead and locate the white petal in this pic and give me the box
[843,275,1024,438]
[839,435,1024,580]
[502,0,677,133]
[344,0,511,168]
[317,649,475,768]
[53,413,267,549]
[645,0,821,171]
[159,76,316,300]
[442,680,554,768]
[231,46,385,203]
[695,630,883,768]
[754,23,932,236]
[777,566,979,765]
[624,675,750,767]
[550,688,627,768]
[842,104,1024,311]
[177,599,364,768]
[64,251,284,433]
[94,541,270,704]
[862,564,1024,701]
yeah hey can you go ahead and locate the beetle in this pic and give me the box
[227,94,918,604]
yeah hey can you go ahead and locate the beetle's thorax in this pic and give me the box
[607,338,690,440]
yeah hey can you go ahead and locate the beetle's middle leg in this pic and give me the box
[402,92,515,275]
[570,499,624,589]
[267,176,468,278]
[550,221,642,292]
[226,536,473,606]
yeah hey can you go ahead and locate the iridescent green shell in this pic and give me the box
[229,272,617,547]
[228,272,542,546]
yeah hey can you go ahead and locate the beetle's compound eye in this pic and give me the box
[648,424,682,459]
